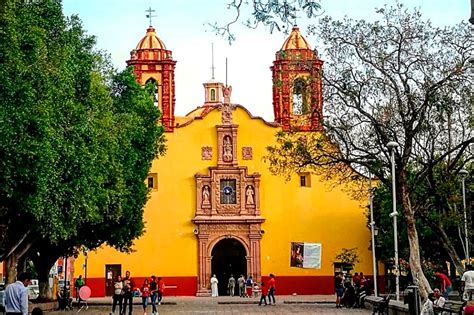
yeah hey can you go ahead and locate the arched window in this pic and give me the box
[292,78,309,115]
[210,89,216,101]
[146,78,159,107]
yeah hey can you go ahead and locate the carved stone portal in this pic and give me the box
[194,123,264,296]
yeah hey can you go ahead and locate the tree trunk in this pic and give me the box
[399,172,431,301]
[33,250,59,301]
[436,223,465,275]
[5,253,18,284]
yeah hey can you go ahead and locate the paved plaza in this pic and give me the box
[45,295,372,314]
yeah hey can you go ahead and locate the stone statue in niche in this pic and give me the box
[246,185,255,205]
[223,136,233,162]
[202,185,210,205]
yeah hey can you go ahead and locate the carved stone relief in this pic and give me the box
[201,146,212,160]
[242,147,253,160]
[222,136,233,162]
[246,185,255,205]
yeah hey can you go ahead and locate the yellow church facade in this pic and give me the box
[74,24,377,297]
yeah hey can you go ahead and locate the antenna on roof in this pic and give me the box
[211,43,216,80]
[145,7,156,27]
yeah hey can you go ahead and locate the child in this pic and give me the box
[258,282,268,306]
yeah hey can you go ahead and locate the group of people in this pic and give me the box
[111,271,165,315]
[422,265,474,315]
[209,273,276,305]
[335,271,371,308]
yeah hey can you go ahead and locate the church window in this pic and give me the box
[146,78,159,107]
[293,78,310,115]
[299,173,311,187]
[210,89,216,101]
[147,173,158,190]
[220,179,236,204]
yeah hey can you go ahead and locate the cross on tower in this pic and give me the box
[145,7,156,26]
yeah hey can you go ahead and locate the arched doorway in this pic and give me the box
[211,238,247,296]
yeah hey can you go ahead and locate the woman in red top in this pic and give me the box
[267,274,276,305]
[141,279,150,315]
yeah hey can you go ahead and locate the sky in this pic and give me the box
[62,0,471,120]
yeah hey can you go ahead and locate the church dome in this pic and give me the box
[136,26,167,50]
[281,25,311,50]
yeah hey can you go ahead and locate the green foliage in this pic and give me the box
[0,0,165,264]
[335,247,360,267]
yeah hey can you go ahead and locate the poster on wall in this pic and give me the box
[290,242,322,269]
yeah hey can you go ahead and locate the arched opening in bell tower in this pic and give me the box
[292,77,310,115]
[146,78,159,107]
[211,238,247,296]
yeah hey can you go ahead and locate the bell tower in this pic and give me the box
[271,26,324,131]
[127,25,177,132]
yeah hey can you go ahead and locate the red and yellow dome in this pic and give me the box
[136,26,167,50]
[281,25,311,50]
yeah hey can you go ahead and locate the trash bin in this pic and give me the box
[404,285,421,315]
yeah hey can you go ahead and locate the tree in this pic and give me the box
[212,0,322,43]
[0,0,165,292]
[265,4,473,300]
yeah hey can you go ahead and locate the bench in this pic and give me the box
[372,295,391,315]
[435,301,464,314]
[163,285,178,296]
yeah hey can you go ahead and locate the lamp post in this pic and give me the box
[459,169,470,265]
[387,141,400,301]
[369,171,378,296]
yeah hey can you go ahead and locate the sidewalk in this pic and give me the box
[83,294,337,306]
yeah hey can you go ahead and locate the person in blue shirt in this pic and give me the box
[5,272,32,315]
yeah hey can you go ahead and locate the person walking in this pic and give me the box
[122,271,136,315]
[141,279,150,315]
[258,282,267,306]
[245,276,253,298]
[462,265,474,301]
[210,274,219,297]
[4,272,31,315]
[267,274,276,305]
[227,275,236,297]
[74,275,84,302]
[237,275,245,298]
[149,276,158,315]
[111,275,123,315]
[157,277,165,305]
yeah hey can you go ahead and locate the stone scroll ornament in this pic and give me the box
[220,102,236,125]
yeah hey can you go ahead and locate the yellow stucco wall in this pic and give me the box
[76,106,374,281]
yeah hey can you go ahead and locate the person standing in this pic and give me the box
[335,272,344,308]
[435,271,452,299]
[4,272,31,315]
[140,279,150,315]
[157,277,165,305]
[122,270,135,315]
[74,275,84,302]
[111,275,123,315]
[258,282,267,306]
[267,274,276,305]
[149,276,157,315]
[462,265,474,301]
[245,276,253,298]
[237,275,245,298]
[227,275,236,297]
[210,274,219,297]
